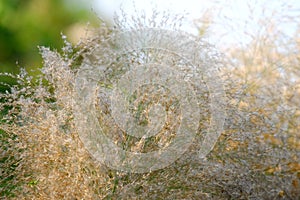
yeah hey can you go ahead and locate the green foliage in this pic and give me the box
[0,0,95,92]
[0,128,20,198]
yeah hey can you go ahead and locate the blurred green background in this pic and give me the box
[0,0,97,92]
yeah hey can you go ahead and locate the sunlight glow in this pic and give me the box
[92,0,300,47]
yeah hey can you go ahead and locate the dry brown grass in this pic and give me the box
[1,3,300,199]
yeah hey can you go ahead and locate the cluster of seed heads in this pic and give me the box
[0,10,299,199]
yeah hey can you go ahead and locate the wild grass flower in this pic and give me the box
[0,6,299,199]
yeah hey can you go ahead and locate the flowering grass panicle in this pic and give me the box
[0,8,299,199]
